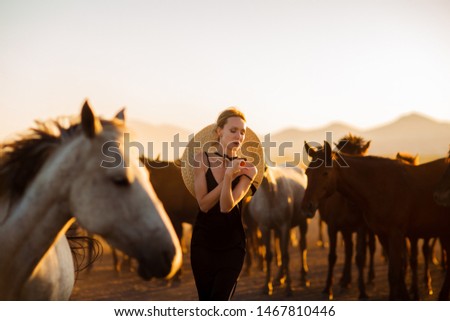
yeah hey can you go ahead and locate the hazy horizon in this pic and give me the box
[1,0,450,137]
[1,108,448,139]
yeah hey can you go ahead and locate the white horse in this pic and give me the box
[0,101,182,300]
[246,166,309,296]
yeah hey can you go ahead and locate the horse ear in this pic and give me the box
[81,100,102,138]
[304,141,316,157]
[114,107,126,121]
[362,140,371,153]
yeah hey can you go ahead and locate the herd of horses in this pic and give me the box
[0,102,449,301]
[302,141,450,300]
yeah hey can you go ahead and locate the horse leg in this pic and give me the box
[429,238,440,266]
[378,233,389,264]
[111,246,121,273]
[273,230,285,285]
[340,230,353,289]
[440,239,448,271]
[367,230,376,284]
[317,216,325,248]
[256,228,265,271]
[298,217,310,287]
[323,226,338,300]
[261,227,273,295]
[408,237,419,300]
[243,228,255,276]
[422,238,434,296]
[387,233,409,300]
[355,226,368,300]
[279,225,293,296]
[438,237,450,300]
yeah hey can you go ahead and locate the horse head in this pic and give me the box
[68,101,182,280]
[301,141,338,218]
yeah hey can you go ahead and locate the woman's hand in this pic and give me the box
[240,161,258,180]
[224,158,248,179]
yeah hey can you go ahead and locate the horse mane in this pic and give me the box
[66,223,103,275]
[334,133,369,154]
[0,115,116,271]
[0,115,117,204]
[396,152,419,165]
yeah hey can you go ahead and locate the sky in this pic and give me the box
[1,0,450,138]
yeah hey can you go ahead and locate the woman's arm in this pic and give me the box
[220,160,257,213]
[193,152,223,212]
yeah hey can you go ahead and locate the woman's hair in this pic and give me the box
[215,107,246,131]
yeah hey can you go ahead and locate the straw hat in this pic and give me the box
[181,124,265,197]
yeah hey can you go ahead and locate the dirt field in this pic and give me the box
[70,216,446,301]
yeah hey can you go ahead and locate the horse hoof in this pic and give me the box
[242,269,252,277]
[286,288,293,297]
[358,293,369,300]
[171,277,182,287]
[299,279,310,288]
[339,279,351,288]
[366,279,375,287]
[262,284,273,296]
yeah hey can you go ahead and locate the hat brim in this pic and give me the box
[181,124,264,197]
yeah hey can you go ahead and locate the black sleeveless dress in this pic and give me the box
[190,153,247,301]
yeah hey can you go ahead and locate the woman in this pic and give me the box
[185,107,260,300]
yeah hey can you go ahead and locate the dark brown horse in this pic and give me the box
[318,134,376,300]
[142,157,199,281]
[395,152,435,299]
[301,141,450,300]
[434,151,450,207]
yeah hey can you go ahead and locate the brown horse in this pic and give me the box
[318,134,376,300]
[301,141,450,300]
[434,150,450,207]
[142,157,199,281]
[395,152,436,299]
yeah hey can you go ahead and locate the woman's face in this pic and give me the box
[217,116,246,153]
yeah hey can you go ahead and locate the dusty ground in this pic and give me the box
[70,216,446,301]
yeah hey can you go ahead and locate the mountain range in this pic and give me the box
[128,112,450,161]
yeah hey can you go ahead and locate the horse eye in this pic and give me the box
[113,176,131,187]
